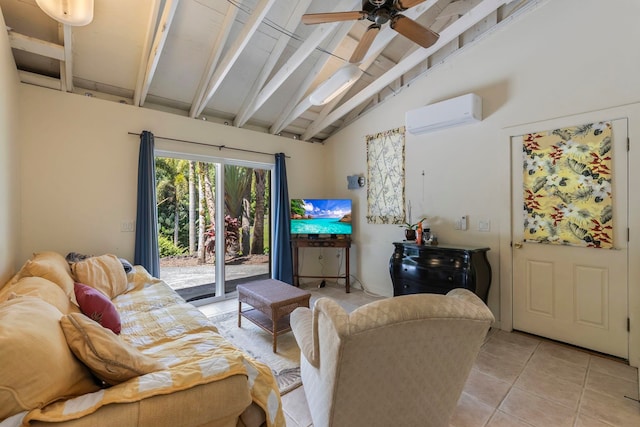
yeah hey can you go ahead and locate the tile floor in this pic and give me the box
[197,283,640,427]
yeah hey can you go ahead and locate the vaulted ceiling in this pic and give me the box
[1,0,539,142]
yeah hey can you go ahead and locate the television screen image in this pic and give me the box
[290,199,352,236]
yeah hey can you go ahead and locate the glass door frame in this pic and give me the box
[155,149,274,306]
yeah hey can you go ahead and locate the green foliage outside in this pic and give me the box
[155,157,271,258]
[158,235,186,257]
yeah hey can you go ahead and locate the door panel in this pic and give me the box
[574,265,607,327]
[512,118,628,358]
[526,260,554,316]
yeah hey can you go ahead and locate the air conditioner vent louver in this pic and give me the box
[405,93,482,135]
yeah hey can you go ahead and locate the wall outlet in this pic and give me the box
[454,216,467,231]
[120,220,135,232]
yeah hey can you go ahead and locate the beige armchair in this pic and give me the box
[290,289,495,427]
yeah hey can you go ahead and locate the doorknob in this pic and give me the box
[513,242,523,249]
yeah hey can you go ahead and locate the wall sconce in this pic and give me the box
[36,0,94,26]
[347,175,366,190]
[309,64,363,106]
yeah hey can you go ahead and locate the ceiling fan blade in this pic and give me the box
[390,15,439,48]
[349,24,380,63]
[301,11,367,25]
[394,0,427,11]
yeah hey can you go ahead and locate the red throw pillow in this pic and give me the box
[73,282,121,334]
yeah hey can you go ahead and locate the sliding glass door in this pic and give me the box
[155,153,271,304]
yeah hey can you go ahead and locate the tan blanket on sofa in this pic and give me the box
[18,267,284,427]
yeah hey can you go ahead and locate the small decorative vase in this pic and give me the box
[405,229,416,241]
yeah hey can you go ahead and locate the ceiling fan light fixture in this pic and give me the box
[36,0,94,26]
[309,64,363,106]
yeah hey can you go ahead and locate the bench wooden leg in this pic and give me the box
[238,300,242,327]
[272,316,277,353]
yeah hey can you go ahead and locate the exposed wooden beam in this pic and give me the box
[139,0,180,106]
[18,70,61,90]
[193,0,278,118]
[8,30,64,60]
[61,24,73,92]
[270,21,354,135]
[233,0,313,127]
[189,3,239,118]
[134,0,161,107]
[247,0,360,119]
[304,0,510,140]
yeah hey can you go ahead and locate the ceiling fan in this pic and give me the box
[302,0,440,63]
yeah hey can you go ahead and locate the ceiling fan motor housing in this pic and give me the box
[364,0,399,25]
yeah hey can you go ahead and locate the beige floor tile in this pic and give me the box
[281,386,313,427]
[449,392,495,427]
[526,349,587,386]
[499,387,575,427]
[514,364,583,410]
[284,412,298,427]
[574,413,619,427]
[196,297,237,317]
[462,368,512,407]
[579,388,640,427]
[486,410,535,427]
[474,350,526,384]
[489,329,541,350]
[535,340,591,368]
[481,335,537,367]
[589,355,639,382]
[586,369,640,400]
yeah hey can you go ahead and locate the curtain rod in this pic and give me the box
[127,132,289,158]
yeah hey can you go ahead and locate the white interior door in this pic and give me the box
[511,119,628,359]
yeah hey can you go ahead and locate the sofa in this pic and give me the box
[0,252,285,427]
[291,289,495,427]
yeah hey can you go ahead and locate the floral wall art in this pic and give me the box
[366,127,405,224]
[522,121,613,248]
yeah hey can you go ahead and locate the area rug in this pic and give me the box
[209,311,302,395]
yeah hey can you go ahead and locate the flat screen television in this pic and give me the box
[290,198,352,237]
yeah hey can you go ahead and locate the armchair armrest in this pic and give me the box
[291,307,319,367]
[446,289,495,323]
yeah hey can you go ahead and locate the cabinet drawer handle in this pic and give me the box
[448,276,453,281]
[449,258,454,262]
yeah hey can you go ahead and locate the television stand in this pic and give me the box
[292,237,351,293]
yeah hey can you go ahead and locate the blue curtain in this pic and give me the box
[273,153,293,284]
[134,131,160,277]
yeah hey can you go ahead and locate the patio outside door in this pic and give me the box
[155,154,271,303]
[510,118,628,359]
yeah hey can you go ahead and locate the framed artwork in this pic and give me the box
[522,121,613,248]
[366,127,405,224]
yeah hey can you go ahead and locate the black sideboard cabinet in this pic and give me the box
[389,242,491,302]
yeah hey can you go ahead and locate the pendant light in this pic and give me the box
[36,0,94,26]
[309,64,363,106]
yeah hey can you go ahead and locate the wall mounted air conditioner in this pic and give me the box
[405,93,482,135]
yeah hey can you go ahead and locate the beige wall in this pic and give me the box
[324,0,640,365]
[17,84,326,265]
[0,8,21,284]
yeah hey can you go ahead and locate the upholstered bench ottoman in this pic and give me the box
[237,279,311,353]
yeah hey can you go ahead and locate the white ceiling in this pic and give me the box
[1,0,539,142]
